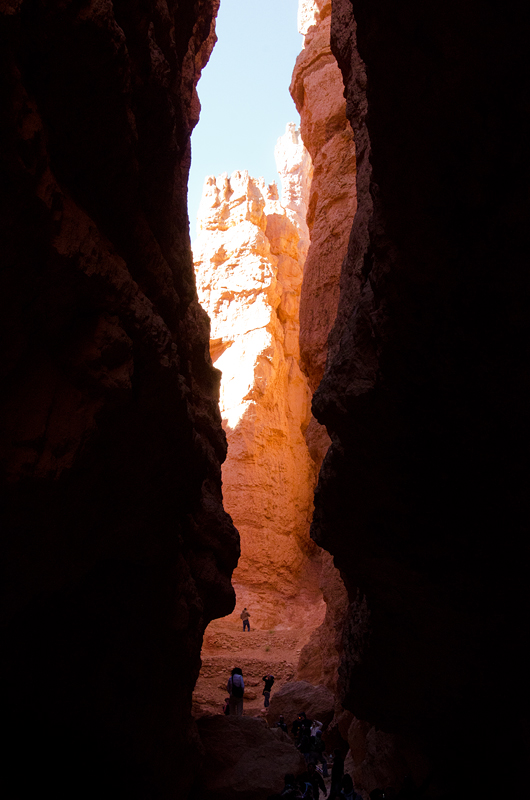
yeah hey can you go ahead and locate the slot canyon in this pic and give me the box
[0,1,528,799]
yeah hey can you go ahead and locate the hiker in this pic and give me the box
[222,696,230,715]
[310,729,328,776]
[307,763,327,799]
[310,719,323,736]
[328,749,345,800]
[297,776,315,799]
[298,729,313,764]
[262,674,275,707]
[227,667,244,715]
[276,714,288,733]
[240,607,250,631]
[280,773,299,798]
[340,774,363,800]
[292,711,312,742]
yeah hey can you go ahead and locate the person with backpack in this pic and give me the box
[262,674,275,707]
[292,711,312,743]
[227,667,244,715]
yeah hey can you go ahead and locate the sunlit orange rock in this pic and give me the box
[288,0,350,692]
[291,0,357,469]
[194,127,324,632]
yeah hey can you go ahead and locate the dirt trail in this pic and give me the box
[192,617,312,718]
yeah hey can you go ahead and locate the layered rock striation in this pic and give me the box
[309,0,530,795]
[194,128,325,632]
[0,2,238,798]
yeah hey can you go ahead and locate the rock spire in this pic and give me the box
[193,126,325,631]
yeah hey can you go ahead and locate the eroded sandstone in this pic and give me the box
[288,0,351,695]
[193,128,325,633]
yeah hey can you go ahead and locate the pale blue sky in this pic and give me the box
[188,0,302,237]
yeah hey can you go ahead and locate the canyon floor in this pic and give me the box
[192,618,313,718]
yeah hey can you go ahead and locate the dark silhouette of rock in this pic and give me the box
[0,2,238,798]
[266,680,335,730]
[193,715,305,800]
[310,0,530,796]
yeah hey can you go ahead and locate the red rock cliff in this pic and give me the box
[193,129,325,633]
[0,2,238,798]
[310,0,530,795]
[291,0,357,469]
[289,0,351,696]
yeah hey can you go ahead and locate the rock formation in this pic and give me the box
[193,128,325,632]
[309,0,530,796]
[289,0,351,695]
[291,0,357,468]
[265,680,335,732]
[193,716,305,800]
[2,1,529,798]
[0,2,238,798]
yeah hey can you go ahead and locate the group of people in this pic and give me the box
[224,667,275,715]
[270,748,362,799]
[225,610,365,798]
[223,664,375,799]
[278,711,361,799]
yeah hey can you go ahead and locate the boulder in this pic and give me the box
[265,680,335,730]
[194,715,305,799]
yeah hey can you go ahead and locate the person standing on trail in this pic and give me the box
[240,607,250,631]
[310,729,328,777]
[329,749,345,800]
[262,674,275,707]
[227,667,244,715]
[307,763,327,799]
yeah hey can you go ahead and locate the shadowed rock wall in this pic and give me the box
[311,0,530,795]
[0,2,238,798]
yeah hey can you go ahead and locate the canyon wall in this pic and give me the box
[289,0,351,694]
[0,2,238,798]
[193,128,325,632]
[309,0,530,796]
[291,0,357,468]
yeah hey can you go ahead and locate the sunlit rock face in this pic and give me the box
[288,0,350,694]
[291,0,357,465]
[194,129,325,632]
[0,2,238,798]
[310,0,530,796]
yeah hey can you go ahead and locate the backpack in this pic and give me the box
[301,782,314,799]
[231,674,244,698]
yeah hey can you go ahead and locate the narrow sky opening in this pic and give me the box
[188,0,302,237]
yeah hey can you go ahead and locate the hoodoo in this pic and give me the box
[193,128,323,632]
[1,0,529,798]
